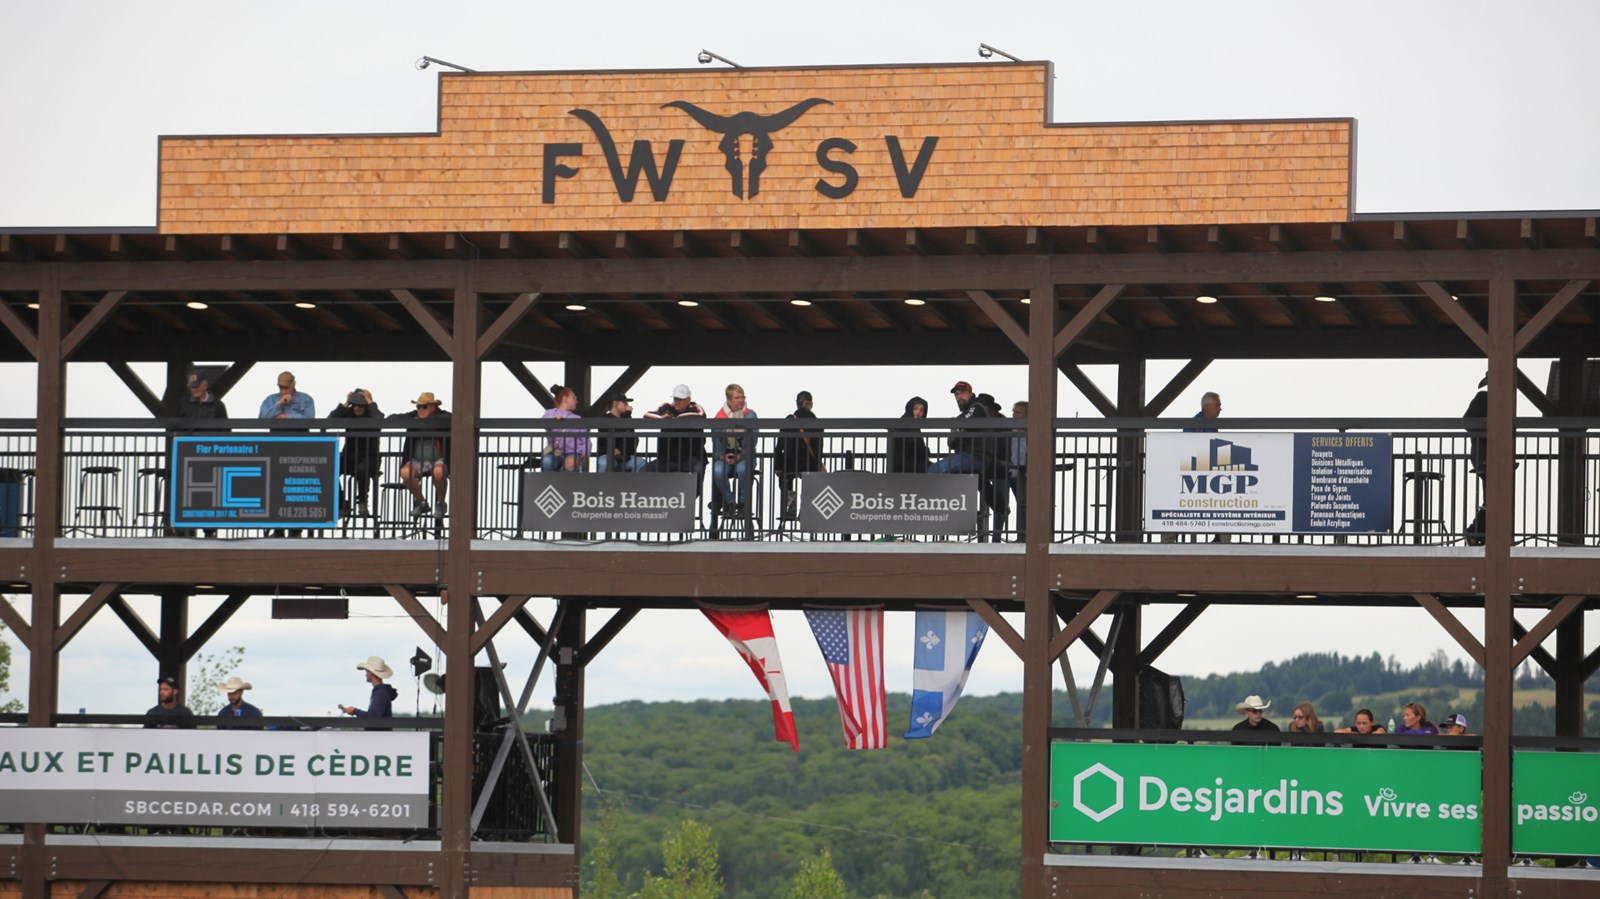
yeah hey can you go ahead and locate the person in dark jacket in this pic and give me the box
[341,656,398,719]
[145,675,196,729]
[595,393,646,473]
[642,385,708,475]
[888,396,931,474]
[774,391,825,519]
[215,676,263,727]
[174,370,228,420]
[1464,376,1489,545]
[391,392,451,518]
[329,389,383,518]
[929,380,993,474]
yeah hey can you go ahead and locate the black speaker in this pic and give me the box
[1138,667,1185,731]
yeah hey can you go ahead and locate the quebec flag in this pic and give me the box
[905,608,988,739]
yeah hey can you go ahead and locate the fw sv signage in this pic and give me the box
[544,99,939,203]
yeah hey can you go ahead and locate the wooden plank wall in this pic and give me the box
[0,884,571,899]
[157,64,1352,234]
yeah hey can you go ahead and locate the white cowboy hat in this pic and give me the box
[216,676,253,693]
[1235,695,1271,713]
[356,656,394,680]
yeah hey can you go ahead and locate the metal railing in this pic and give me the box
[24,416,1600,546]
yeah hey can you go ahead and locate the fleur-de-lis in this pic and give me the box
[916,711,935,726]
[920,630,940,650]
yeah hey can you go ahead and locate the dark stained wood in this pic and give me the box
[475,291,541,359]
[106,594,159,657]
[1053,552,1486,595]
[385,584,447,649]
[1480,275,1516,885]
[53,583,122,651]
[1136,601,1209,667]
[180,592,249,660]
[1412,592,1487,667]
[579,606,639,665]
[471,594,531,656]
[1054,284,1126,358]
[0,589,30,645]
[1419,280,1489,352]
[1059,362,1117,417]
[392,288,455,356]
[55,547,445,585]
[502,359,556,409]
[583,364,650,416]
[1512,619,1559,675]
[1514,279,1588,354]
[1510,594,1585,668]
[1142,359,1213,416]
[1049,589,1119,661]
[966,599,1024,659]
[966,289,1028,353]
[0,295,38,358]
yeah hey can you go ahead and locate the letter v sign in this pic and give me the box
[886,136,939,198]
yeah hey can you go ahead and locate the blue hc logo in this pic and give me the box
[183,460,267,517]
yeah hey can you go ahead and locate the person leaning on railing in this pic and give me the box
[595,393,646,473]
[774,390,825,520]
[1393,701,1438,735]
[172,368,227,537]
[540,385,591,473]
[328,389,383,518]
[1333,708,1388,735]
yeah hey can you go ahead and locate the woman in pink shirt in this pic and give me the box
[540,386,591,472]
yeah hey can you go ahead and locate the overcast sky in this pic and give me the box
[1,1,1595,731]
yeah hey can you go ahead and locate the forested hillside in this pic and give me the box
[566,652,1596,898]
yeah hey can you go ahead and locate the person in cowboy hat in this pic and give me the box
[341,656,398,719]
[216,676,263,726]
[1232,694,1279,732]
[391,392,452,517]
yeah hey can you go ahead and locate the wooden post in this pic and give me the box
[1479,275,1516,890]
[1019,259,1057,899]
[553,599,586,856]
[440,263,480,899]
[157,590,188,686]
[563,362,592,411]
[1552,354,1585,738]
[1110,361,1144,729]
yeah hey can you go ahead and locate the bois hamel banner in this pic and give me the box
[1050,742,1481,853]
[1145,432,1392,536]
[0,729,429,829]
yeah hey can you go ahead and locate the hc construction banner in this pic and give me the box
[519,472,696,532]
[1513,750,1600,856]
[1145,432,1392,535]
[798,473,980,536]
[171,436,340,528]
[1051,742,1481,853]
[0,728,429,829]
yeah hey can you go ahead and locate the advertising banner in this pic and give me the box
[798,473,980,536]
[171,436,339,529]
[0,728,429,829]
[1513,750,1600,855]
[519,472,695,532]
[1050,742,1481,853]
[1145,432,1392,535]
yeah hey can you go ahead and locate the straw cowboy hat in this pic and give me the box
[1235,695,1271,713]
[356,656,394,680]
[412,392,442,407]
[216,677,253,693]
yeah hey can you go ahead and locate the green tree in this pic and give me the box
[784,847,847,899]
[187,645,245,715]
[585,793,628,899]
[639,819,723,899]
[0,621,20,714]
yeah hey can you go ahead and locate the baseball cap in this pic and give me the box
[950,380,973,394]
[1444,713,1468,729]
[671,384,692,400]
[796,390,813,403]
[346,391,369,407]
[610,393,634,404]
[157,675,179,689]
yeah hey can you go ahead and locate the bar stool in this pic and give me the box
[1401,454,1446,544]
[1085,459,1118,543]
[70,466,122,536]
[135,465,169,536]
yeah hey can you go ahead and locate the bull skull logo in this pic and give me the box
[662,98,831,199]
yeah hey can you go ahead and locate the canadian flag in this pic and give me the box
[701,606,799,751]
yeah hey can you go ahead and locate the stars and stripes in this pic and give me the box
[804,606,887,750]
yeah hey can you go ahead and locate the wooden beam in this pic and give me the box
[0,593,31,647]
[75,881,112,899]
[391,288,454,356]
[1048,590,1119,663]
[1418,281,1489,353]
[672,230,708,258]
[1267,224,1301,253]
[844,229,881,256]
[579,607,640,665]
[470,595,531,656]
[1137,602,1209,668]
[106,595,159,658]
[210,360,255,402]
[106,360,165,416]
[502,360,554,409]
[181,593,249,661]
[375,886,407,899]
[0,297,38,359]
[475,292,541,360]
[1515,368,1559,416]
[54,583,122,651]
[1059,362,1118,418]
[965,290,1028,354]
[1520,218,1542,249]
[1206,225,1240,254]
[583,364,651,416]
[385,585,446,651]
[1582,645,1600,682]
[1511,620,1559,676]
[787,229,819,257]
[1511,595,1585,669]
[1514,279,1589,355]
[1143,359,1213,416]
[965,227,999,255]
[1455,220,1480,250]
[1054,284,1125,359]
[1412,593,1485,667]
[966,599,1024,660]
[1146,226,1176,254]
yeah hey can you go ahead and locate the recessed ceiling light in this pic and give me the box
[9,582,27,589]
[1195,295,1218,305]
[904,298,926,306]
[186,300,209,310]
[677,300,699,307]
[195,585,215,591]
[1177,593,1197,598]
[293,301,316,309]
[1296,593,1318,599]
[789,299,812,307]
[26,303,39,310]
[1451,294,1460,302]
[304,585,322,591]
[1019,297,1031,305]
[1313,295,1337,303]
[564,303,588,312]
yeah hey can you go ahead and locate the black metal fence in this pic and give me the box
[14,417,1598,546]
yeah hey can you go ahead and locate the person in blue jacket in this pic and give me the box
[341,656,397,719]
[215,676,263,722]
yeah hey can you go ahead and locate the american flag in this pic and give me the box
[804,607,887,749]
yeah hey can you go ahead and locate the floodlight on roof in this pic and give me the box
[978,43,1024,63]
[415,56,476,73]
[697,49,742,68]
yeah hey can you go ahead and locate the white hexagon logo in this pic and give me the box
[1072,763,1124,823]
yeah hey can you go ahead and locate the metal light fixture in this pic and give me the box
[415,56,476,73]
[977,43,1024,63]
[1195,295,1218,305]
[697,49,742,68]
